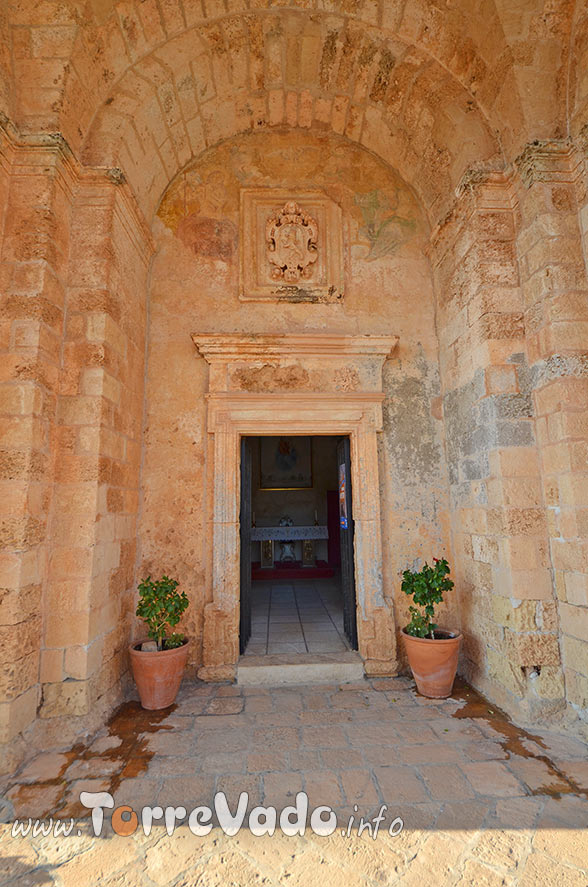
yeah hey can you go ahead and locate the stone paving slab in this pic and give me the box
[1,676,587,885]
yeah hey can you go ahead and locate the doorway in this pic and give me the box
[239,435,358,656]
[193,332,397,681]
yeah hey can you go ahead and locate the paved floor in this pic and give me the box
[2,675,588,885]
[244,579,350,656]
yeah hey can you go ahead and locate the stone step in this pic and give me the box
[237,651,365,686]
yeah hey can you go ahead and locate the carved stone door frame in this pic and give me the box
[192,334,399,681]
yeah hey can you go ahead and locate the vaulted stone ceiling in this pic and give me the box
[2,0,586,222]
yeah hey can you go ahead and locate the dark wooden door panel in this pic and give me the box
[337,436,358,650]
[239,436,252,654]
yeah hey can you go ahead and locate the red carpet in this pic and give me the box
[251,560,335,580]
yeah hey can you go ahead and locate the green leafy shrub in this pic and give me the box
[401,558,454,639]
[136,575,189,651]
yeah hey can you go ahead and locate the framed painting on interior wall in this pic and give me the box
[259,436,313,490]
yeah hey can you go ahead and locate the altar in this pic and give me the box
[251,525,329,569]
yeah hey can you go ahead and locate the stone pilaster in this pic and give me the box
[0,120,154,772]
[0,126,75,774]
[514,138,588,730]
[431,170,563,722]
[39,170,153,732]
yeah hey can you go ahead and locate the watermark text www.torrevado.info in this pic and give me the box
[12,791,403,840]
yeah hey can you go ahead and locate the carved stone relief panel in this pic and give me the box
[192,334,399,395]
[266,201,318,283]
[240,189,344,302]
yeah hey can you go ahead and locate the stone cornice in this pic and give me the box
[430,167,517,263]
[75,168,154,265]
[192,333,399,402]
[455,168,517,211]
[455,163,511,201]
[192,334,399,361]
[430,131,588,260]
[514,138,584,188]
[0,122,16,178]
[0,115,153,259]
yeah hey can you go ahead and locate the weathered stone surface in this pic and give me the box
[2,675,588,882]
[1,0,588,778]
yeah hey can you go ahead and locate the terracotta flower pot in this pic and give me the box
[129,640,189,710]
[402,629,462,698]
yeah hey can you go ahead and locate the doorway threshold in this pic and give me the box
[237,651,364,686]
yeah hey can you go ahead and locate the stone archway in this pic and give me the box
[192,334,399,681]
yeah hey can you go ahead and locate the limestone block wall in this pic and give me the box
[580,140,588,272]
[0,5,11,123]
[430,137,588,735]
[431,174,563,723]
[569,4,588,140]
[0,122,153,775]
[0,129,75,775]
[515,141,588,725]
[37,175,152,746]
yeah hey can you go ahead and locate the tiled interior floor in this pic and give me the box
[244,578,351,655]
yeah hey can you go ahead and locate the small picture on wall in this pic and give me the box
[260,436,313,490]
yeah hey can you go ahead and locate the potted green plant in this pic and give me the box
[129,575,189,710]
[401,557,462,698]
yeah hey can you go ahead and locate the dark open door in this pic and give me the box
[239,436,252,654]
[337,436,358,649]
